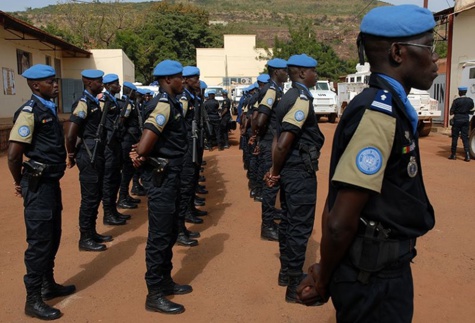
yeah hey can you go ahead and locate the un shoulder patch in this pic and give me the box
[356,147,383,175]
[78,111,86,119]
[267,98,274,106]
[294,110,305,122]
[155,114,166,126]
[18,125,30,137]
[370,90,393,115]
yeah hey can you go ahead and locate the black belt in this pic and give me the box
[30,160,66,173]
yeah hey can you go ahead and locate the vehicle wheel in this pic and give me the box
[418,119,432,137]
[328,113,337,123]
[469,128,475,159]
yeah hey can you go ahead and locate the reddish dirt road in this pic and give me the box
[1,122,474,322]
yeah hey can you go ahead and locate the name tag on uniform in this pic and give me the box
[42,118,53,124]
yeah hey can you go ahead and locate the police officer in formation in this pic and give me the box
[248,76,270,202]
[66,69,114,252]
[204,90,222,149]
[264,54,324,304]
[100,74,129,224]
[298,5,437,322]
[220,90,232,148]
[8,64,76,320]
[118,82,143,205]
[448,86,474,161]
[131,60,192,314]
[254,58,288,241]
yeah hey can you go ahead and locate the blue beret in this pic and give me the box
[223,89,228,94]
[103,74,119,84]
[204,92,209,98]
[123,82,137,91]
[22,64,56,80]
[200,80,208,89]
[183,66,200,77]
[208,89,216,95]
[361,5,435,38]
[149,91,155,95]
[287,54,318,68]
[257,74,270,83]
[137,88,149,95]
[458,86,468,91]
[81,69,104,79]
[267,58,287,69]
[153,59,183,77]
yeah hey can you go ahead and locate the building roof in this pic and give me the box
[0,10,91,58]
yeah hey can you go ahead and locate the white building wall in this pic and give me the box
[63,49,135,84]
[450,8,475,102]
[0,28,63,118]
[197,35,269,89]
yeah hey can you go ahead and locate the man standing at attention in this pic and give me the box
[298,5,438,323]
[8,64,75,320]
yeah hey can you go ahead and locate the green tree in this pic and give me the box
[271,20,355,82]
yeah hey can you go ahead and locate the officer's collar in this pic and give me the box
[293,82,313,98]
[84,90,99,105]
[32,94,56,115]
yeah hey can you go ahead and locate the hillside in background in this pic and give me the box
[10,0,387,61]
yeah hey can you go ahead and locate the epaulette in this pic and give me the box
[22,100,35,113]
[269,84,276,90]
[159,93,169,103]
[369,90,393,115]
[180,94,188,101]
[80,97,87,103]
[299,90,309,101]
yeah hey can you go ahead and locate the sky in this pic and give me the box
[0,0,456,13]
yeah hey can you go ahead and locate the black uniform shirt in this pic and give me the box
[178,89,197,132]
[273,82,325,166]
[221,97,232,119]
[329,74,435,238]
[257,80,284,140]
[450,95,474,123]
[70,90,104,142]
[204,98,220,121]
[144,90,187,159]
[100,91,121,132]
[10,95,66,164]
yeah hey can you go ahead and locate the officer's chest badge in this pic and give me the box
[407,156,418,178]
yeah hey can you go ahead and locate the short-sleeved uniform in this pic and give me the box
[100,92,122,209]
[142,90,187,288]
[273,82,325,274]
[204,98,221,147]
[70,91,106,232]
[10,95,66,293]
[119,95,142,199]
[257,80,284,225]
[328,74,435,323]
[450,95,474,153]
[177,89,200,227]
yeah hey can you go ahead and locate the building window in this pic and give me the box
[469,67,475,79]
[17,49,32,74]
[46,56,52,66]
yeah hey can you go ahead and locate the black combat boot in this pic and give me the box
[117,195,138,209]
[185,228,201,238]
[42,274,76,301]
[92,228,113,243]
[185,213,203,224]
[278,268,289,287]
[192,208,208,217]
[126,194,141,204]
[131,182,146,196]
[103,209,126,226]
[25,291,62,320]
[261,222,279,241]
[145,289,185,314]
[285,272,304,303]
[464,151,471,162]
[176,232,198,247]
[79,231,107,252]
[115,209,131,221]
[448,153,456,160]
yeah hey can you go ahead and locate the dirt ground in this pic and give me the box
[1,122,475,323]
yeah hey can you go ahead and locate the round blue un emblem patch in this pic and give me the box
[18,125,30,137]
[78,111,86,119]
[356,147,382,175]
[267,98,274,106]
[155,114,166,126]
[294,110,305,122]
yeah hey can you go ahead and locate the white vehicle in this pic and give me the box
[310,80,339,123]
[283,81,339,123]
[204,86,225,105]
[134,82,159,97]
[337,63,441,136]
[231,85,248,115]
[459,62,475,157]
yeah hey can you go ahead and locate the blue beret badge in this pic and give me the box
[78,111,86,119]
[356,147,382,175]
[294,110,305,122]
[18,125,30,137]
[155,114,166,126]
[267,98,274,106]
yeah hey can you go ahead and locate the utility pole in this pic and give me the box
[423,0,428,8]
